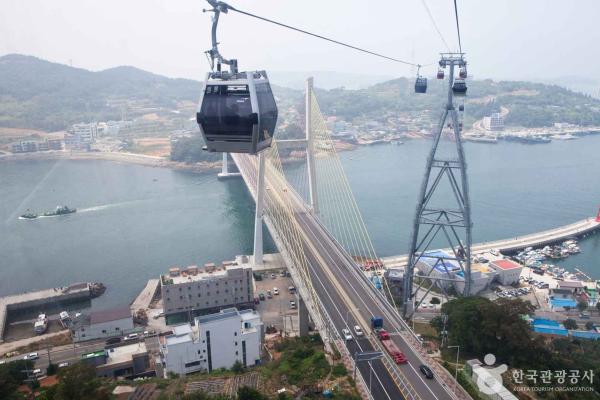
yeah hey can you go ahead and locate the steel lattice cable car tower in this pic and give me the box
[403,53,472,317]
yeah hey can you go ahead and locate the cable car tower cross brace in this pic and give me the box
[403,53,472,318]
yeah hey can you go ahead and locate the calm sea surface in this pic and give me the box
[1,135,599,311]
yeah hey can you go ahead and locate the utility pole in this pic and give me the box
[404,52,472,317]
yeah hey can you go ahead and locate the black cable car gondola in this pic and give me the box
[197,70,277,153]
[414,65,427,93]
[458,104,464,112]
[415,76,427,93]
[196,0,278,154]
[437,69,445,79]
[452,79,467,96]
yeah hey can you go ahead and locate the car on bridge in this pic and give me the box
[354,325,364,337]
[420,364,434,379]
[342,328,353,341]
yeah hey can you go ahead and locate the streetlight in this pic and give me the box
[447,345,460,381]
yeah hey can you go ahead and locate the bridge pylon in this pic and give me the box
[403,53,473,317]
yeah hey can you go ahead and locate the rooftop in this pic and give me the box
[196,307,240,324]
[490,259,522,271]
[558,280,584,289]
[105,342,147,366]
[419,250,461,273]
[90,306,132,325]
[163,263,249,285]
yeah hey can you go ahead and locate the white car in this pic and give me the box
[32,368,42,376]
[124,333,139,341]
[58,362,69,368]
[342,328,353,341]
[273,287,279,295]
[24,352,39,361]
[354,325,364,337]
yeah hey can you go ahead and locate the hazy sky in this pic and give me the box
[2,0,599,82]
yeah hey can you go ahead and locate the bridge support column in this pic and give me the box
[253,152,266,266]
[305,77,318,214]
[218,153,241,179]
[298,295,310,337]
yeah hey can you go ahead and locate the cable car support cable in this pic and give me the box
[208,1,431,68]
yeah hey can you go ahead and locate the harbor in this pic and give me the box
[383,210,600,268]
[0,282,105,343]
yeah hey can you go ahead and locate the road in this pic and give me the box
[233,153,465,400]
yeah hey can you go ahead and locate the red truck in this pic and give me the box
[377,329,407,364]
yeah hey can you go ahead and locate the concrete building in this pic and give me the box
[483,112,504,131]
[161,262,254,321]
[71,306,134,342]
[81,343,152,379]
[488,259,523,285]
[557,280,584,295]
[416,250,462,290]
[162,308,263,375]
[454,263,496,295]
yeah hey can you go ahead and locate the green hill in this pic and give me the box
[1,54,599,132]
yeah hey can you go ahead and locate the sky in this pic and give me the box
[2,0,600,83]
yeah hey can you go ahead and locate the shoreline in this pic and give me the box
[0,150,222,173]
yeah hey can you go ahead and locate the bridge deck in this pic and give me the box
[232,153,463,400]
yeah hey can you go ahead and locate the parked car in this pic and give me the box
[24,352,39,361]
[290,300,297,309]
[419,364,434,379]
[342,329,353,341]
[258,292,266,301]
[273,287,279,295]
[279,270,286,277]
[106,337,121,345]
[58,362,69,368]
[124,333,139,342]
[354,325,364,337]
[270,273,276,279]
[288,286,296,293]
[32,368,43,377]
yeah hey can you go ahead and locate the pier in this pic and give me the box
[0,282,98,343]
[130,279,160,313]
[384,215,600,267]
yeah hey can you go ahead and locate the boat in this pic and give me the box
[43,205,76,217]
[34,313,48,335]
[20,211,38,219]
[500,135,551,144]
[59,311,72,328]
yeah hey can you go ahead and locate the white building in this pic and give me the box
[71,306,134,342]
[162,308,263,375]
[161,262,254,319]
[483,113,504,131]
[72,123,98,143]
[488,259,523,286]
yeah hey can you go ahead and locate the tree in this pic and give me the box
[585,321,595,331]
[55,362,107,400]
[596,302,600,312]
[577,300,588,313]
[0,359,34,400]
[563,318,578,330]
[237,386,267,400]
[231,360,245,374]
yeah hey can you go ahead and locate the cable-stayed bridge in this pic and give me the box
[223,79,471,400]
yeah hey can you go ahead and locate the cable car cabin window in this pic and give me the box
[255,82,277,143]
[200,85,254,139]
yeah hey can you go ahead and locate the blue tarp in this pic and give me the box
[420,250,461,273]
[533,318,560,327]
[534,326,568,336]
[571,330,600,340]
[550,298,577,308]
